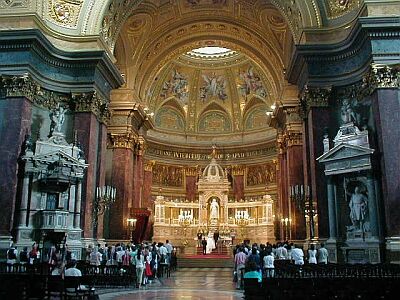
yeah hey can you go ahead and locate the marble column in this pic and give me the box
[109,137,135,240]
[366,175,379,239]
[307,107,331,239]
[143,161,154,240]
[327,177,337,240]
[74,182,82,229]
[0,96,32,247]
[232,165,245,201]
[185,167,197,201]
[74,112,100,239]
[286,136,306,241]
[96,123,108,240]
[133,138,145,209]
[371,88,400,238]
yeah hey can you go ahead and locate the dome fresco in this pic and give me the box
[150,52,271,136]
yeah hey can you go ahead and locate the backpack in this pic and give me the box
[7,248,17,260]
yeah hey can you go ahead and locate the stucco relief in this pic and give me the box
[48,0,84,28]
[245,106,269,130]
[326,0,360,19]
[0,0,28,9]
[198,111,231,133]
[155,107,186,132]
[246,163,276,186]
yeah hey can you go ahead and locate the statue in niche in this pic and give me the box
[50,105,66,135]
[210,198,219,220]
[340,98,358,125]
[344,180,368,232]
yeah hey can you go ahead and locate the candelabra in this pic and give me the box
[290,184,315,239]
[127,218,137,242]
[235,210,249,238]
[92,186,117,226]
[280,217,292,240]
[178,209,193,246]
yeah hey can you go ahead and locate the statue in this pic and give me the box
[50,105,66,135]
[210,198,219,219]
[346,184,368,232]
[340,98,357,125]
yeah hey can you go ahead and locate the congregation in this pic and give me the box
[233,241,328,289]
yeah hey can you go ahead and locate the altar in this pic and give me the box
[152,149,275,248]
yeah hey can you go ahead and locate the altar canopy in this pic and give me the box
[153,150,275,248]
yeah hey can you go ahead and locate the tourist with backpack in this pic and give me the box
[7,243,18,272]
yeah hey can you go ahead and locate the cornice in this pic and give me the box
[0,29,123,94]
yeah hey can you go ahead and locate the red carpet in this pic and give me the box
[180,254,231,259]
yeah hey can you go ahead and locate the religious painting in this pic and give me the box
[160,69,189,105]
[198,111,231,133]
[199,72,228,102]
[245,106,269,130]
[155,107,185,132]
[152,164,183,187]
[246,163,276,186]
[238,66,267,100]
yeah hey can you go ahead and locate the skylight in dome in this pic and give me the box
[191,46,231,55]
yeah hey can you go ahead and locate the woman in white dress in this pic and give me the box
[308,244,317,264]
[206,233,216,254]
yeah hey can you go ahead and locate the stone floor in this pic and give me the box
[100,267,243,300]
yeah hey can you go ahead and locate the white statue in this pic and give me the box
[210,199,219,219]
[50,105,66,134]
[346,186,368,231]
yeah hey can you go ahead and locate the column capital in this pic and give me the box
[184,166,198,177]
[72,91,111,125]
[108,132,136,150]
[135,136,146,156]
[299,85,332,117]
[366,63,400,89]
[285,131,303,147]
[231,165,245,176]
[144,160,155,172]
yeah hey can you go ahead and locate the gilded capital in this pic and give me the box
[72,91,111,124]
[0,74,41,101]
[108,132,136,150]
[135,136,146,156]
[286,132,303,147]
[231,165,245,176]
[144,160,156,172]
[184,166,198,177]
[370,64,400,89]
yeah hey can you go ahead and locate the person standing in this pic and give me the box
[263,249,275,278]
[197,232,203,247]
[165,240,173,263]
[135,248,145,288]
[308,244,317,264]
[6,244,18,272]
[291,245,304,265]
[234,247,247,289]
[213,231,219,252]
[318,243,329,264]
[201,238,207,255]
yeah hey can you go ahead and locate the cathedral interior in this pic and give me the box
[0,0,399,267]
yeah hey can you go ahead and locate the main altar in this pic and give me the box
[153,149,275,250]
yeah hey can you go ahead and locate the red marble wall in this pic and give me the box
[185,175,197,201]
[74,113,99,239]
[233,175,244,200]
[109,148,134,240]
[0,98,32,236]
[372,89,400,237]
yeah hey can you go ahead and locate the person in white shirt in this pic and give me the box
[158,243,168,264]
[6,244,18,272]
[65,260,88,291]
[291,245,304,265]
[263,250,275,278]
[318,243,329,264]
[308,244,317,264]
[135,248,145,288]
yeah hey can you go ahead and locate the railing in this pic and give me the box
[41,210,69,230]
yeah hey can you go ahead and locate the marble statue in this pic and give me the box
[347,186,368,231]
[341,98,357,125]
[50,105,66,134]
[210,198,219,219]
